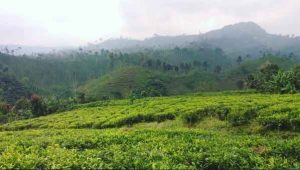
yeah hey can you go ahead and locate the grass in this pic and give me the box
[0,91,300,169]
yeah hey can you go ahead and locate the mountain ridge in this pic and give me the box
[87,22,300,57]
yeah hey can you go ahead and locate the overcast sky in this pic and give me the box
[0,0,299,47]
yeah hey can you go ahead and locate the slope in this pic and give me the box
[0,92,300,169]
[79,66,157,100]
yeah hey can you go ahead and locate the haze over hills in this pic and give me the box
[0,21,299,102]
[87,22,300,57]
[0,45,73,56]
[1,0,300,168]
[1,22,300,57]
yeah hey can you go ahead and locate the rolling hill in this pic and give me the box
[0,92,300,169]
[79,66,234,100]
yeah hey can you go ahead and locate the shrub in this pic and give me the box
[182,106,230,126]
[182,107,214,125]
[258,111,300,131]
[228,108,257,126]
[214,106,230,121]
[182,110,204,126]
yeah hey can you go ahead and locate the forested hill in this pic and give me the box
[0,46,299,103]
[88,22,300,58]
[0,22,299,104]
[0,46,232,99]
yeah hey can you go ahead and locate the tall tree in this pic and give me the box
[237,56,243,65]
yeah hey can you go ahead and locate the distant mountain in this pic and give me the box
[203,22,267,39]
[199,22,300,57]
[86,34,199,52]
[88,22,300,57]
[3,22,299,58]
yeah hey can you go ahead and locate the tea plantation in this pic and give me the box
[0,91,300,169]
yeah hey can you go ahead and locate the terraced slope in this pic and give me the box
[79,66,155,100]
[0,92,300,169]
[2,92,299,131]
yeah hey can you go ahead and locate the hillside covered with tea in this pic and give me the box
[0,92,300,169]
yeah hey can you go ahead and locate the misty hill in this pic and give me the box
[0,22,299,102]
[0,45,72,56]
[89,22,300,57]
[87,34,199,52]
[3,22,299,58]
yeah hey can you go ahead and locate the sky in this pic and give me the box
[0,0,299,47]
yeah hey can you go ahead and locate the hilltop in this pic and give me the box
[88,22,300,57]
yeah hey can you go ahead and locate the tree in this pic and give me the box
[109,53,115,69]
[162,62,167,71]
[146,59,153,68]
[237,56,243,65]
[193,61,201,67]
[288,52,295,59]
[266,71,296,93]
[214,65,222,74]
[2,66,8,73]
[174,66,179,72]
[156,59,161,68]
[259,62,279,81]
[77,93,86,103]
[246,74,259,89]
[203,61,209,71]
[236,80,244,90]
[30,94,46,116]
[293,65,300,90]
[0,101,11,114]
[145,79,167,97]
[111,91,122,99]
[13,98,32,119]
[246,63,298,93]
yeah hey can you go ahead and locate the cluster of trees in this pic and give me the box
[143,59,224,74]
[108,49,226,74]
[129,79,167,103]
[0,94,81,123]
[246,63,300,93]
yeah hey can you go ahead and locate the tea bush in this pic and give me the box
[0,92,299,169]
[0,129,299,169]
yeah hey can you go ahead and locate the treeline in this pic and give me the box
[0,46,232,97]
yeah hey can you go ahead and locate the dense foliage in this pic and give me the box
[1,46,298,102]
[246,63,300,93]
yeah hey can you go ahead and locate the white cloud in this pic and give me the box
[0,0,299,46]
[0,0,123,46]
